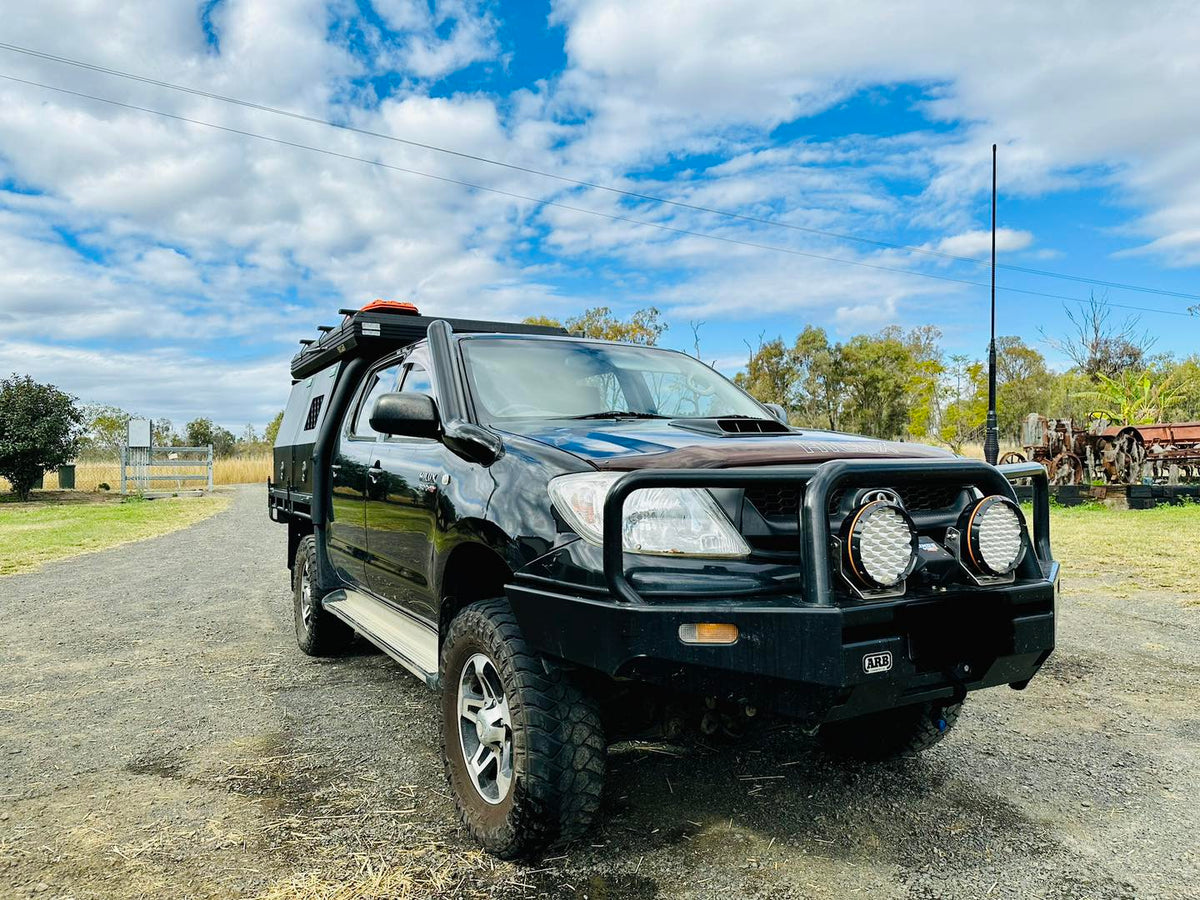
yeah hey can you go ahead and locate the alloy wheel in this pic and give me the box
[456,653,513,804]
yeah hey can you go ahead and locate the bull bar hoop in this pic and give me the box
[601,458,1053,607]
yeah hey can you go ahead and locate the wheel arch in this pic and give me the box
[437,538,514,647]
[287,517,314,573]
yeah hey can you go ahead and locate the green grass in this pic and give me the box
[0,495,229,576]
[1048,502,1200,599]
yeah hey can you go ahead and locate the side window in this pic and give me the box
[351,362,402,438]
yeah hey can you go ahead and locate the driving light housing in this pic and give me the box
[840,499,919,590]
[960,495,1026,576]
[548,472,750,558]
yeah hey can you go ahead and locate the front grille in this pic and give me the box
[894,482,966,511]
[828,482,964,513]
[744,484,803,519]
[746,482,965,520]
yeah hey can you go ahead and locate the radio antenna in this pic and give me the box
[984,143,1000,466]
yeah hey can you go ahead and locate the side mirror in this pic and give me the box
[763,402,789,424]
[370,392,440,439]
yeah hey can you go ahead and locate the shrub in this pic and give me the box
[0,375,84,501]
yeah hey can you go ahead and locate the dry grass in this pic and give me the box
[0,453,272,494]
[255,847,507,900]
[954,441,1023,460]
[213,453,273,485]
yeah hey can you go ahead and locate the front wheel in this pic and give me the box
[440,599,606,859]
[818,700,963,761]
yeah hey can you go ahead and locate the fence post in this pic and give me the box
[120,447,126,494]
[207,444,214,492]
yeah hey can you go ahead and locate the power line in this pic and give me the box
[3,39,1200,305]
[1,71,1196,322]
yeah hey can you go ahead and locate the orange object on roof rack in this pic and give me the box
[359,299,420,315]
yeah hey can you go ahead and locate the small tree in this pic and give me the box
[153,418,178,447]
[734,335,798,416]
[523,306,667,345]
[185,417,236,457]
[0,375,84,500]
[263,410,285,446]
[1079,369,1185,425]
[80,403,132,458]
[1041,293,1155,380]
[937,356,987,454]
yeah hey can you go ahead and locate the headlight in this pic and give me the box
[548,472,750,558]
[841,499,918,590]
[961,495,1025,576]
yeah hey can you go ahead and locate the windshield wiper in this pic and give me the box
[568,411,668,420]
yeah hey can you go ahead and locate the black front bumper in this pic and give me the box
[507,458,1058,725]
[507,574,1056,723]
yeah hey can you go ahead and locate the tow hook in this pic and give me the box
[942,662,971,706]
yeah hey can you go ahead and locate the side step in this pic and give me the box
[323,589,439,688]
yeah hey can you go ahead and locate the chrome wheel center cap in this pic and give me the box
[476,702,507,746]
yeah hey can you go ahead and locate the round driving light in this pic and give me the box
[841,500,919,590]
[962,495,1026,576]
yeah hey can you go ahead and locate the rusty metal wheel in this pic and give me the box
[1112,428,1146,484]
[1049,452,1085,486]
[999,451,1027,466]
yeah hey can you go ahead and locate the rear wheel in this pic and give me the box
[440,598,606,860]
[818,700,963,761]
[293,535,352,656]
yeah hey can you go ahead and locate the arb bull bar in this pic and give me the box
[507,458,1056,723]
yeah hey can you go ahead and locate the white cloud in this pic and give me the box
[932,228,1034,259]
[0,337,289,430]
[368,0,500,80]
[3,0,1200,426]
[551,0,1200,254]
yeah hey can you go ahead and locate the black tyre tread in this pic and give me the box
[293,536,353,656]
[441,598,605,859]
[819,700,963,761]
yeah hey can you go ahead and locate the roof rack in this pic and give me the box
[290,301,568,379]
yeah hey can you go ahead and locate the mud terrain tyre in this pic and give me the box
[293,535,353,656]
[818,700,963,760]
[440,598,605,860]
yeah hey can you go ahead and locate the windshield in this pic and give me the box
[461,337,770,423]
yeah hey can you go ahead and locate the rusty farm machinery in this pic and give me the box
[1001,415,1200,486]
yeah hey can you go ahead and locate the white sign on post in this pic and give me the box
[127,418,152,449]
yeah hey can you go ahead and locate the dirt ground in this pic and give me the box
[0,486,1196,899]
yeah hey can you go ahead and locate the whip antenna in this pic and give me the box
[984,143,1000,466]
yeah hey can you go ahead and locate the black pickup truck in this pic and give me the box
[269,301,1058,859]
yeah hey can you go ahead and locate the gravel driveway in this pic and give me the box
[1,485,1196,899]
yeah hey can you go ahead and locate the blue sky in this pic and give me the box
[2,0,1199,429]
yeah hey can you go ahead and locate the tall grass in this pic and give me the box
[213,453,273,486]
[0,453,273,494]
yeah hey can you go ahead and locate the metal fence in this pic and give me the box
[120,445,214,494]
